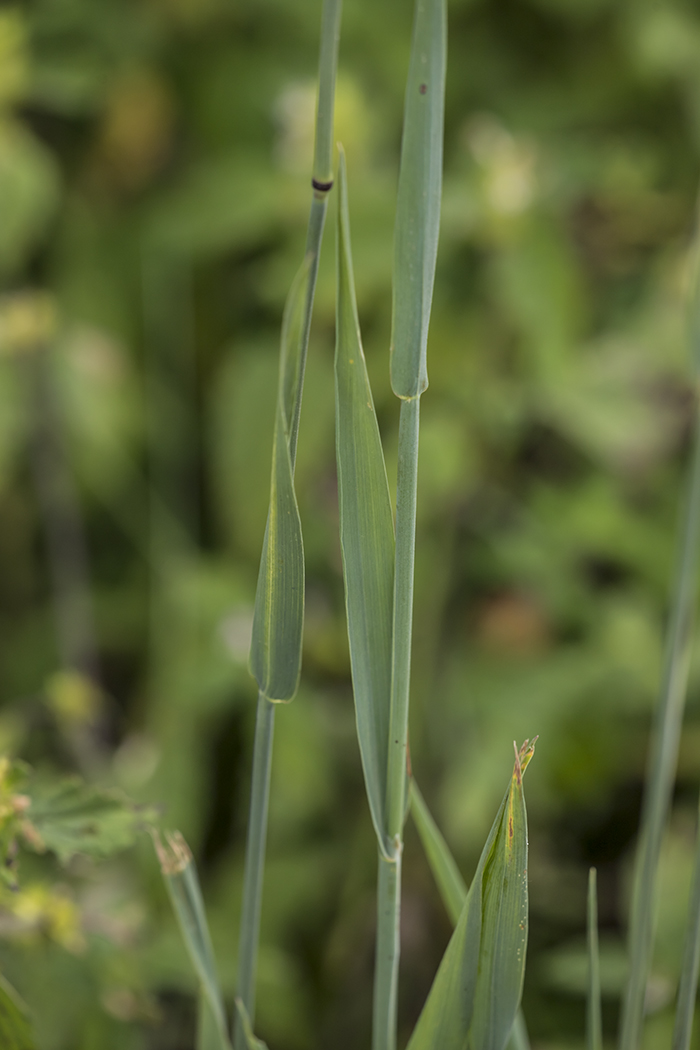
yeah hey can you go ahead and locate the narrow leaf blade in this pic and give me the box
[410,778,531,1050]
[249,265,309,702]
[410,779,466,926]
[335,148,395,850]
[154,832,232,1050]
[390,0,447,398]
[407,741,535,1050]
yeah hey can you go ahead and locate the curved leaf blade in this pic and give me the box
[390,0,447,399]
[335,148,395,851]
[407,741,535,1050]
[249,264,309,702]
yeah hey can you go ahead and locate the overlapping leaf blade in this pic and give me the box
[407,742,534,1050]
[335,148,395,851]
[390,0,447,399]
[249,262,310,702]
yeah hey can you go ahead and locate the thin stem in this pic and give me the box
[373,395,421,1050]
[233,693,275,1050]
[312,0,342,187]
[671,790,700,1050]
[288,194,328,468]
[620,403,700,1050]
[235,1,343,1039]
[373,852,401,1050]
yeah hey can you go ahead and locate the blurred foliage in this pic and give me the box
[0,0,700,1047]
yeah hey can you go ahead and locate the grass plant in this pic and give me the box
[157,2,700,1048]
[234,1,341,1047]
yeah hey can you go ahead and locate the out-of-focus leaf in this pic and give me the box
[249,261,309,703]
[335,148,394,851]
[25,778,154,863]
[0,973,35,1050]
[0,120,60,275]
[154,831,232,1050]
[390,0,446,398]
[407,740,535,1050]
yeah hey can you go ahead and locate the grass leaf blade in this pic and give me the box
[587,868,602,1050]
[249,264,309,702]
[410,779,466,926]
[154,832,232,1050]
[410,778,531,1050]
[390,0,447,399]
[407,741,535,1050]
[335,147,395,851]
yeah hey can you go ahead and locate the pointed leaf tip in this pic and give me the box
[407,745,531,1050]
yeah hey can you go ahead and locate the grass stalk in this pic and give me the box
[234,0,342,1044]
[374,396,420,1050]
[619,402,700,1050]
[233,693,275,1049]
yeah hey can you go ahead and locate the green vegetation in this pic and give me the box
[2,0,700,1048]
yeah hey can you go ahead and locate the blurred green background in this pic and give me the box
[2,0,700,1046]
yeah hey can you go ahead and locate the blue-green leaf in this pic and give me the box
[390,0,447,399]
[407,741,535,1050]
[249,263,309,702]
[335,147,395,852]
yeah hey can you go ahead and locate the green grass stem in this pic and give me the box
[671,790,700,1050]
[233,694,274,1050]
[374,397,420,1050]
[619,404,700,1050]
[235,1,342,1043]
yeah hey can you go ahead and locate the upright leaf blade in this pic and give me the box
[335,148,395,852]
[410,778,531,1050]
[390,0,447,399]
[249,264,309,702]
[154,832,232,1050]
[407,741,535,1050]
